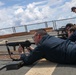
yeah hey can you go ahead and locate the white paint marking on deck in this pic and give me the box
[25,59,57,75]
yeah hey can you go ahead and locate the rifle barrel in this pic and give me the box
[0,41,35,47]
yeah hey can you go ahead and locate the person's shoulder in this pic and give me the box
[72,30,76,35]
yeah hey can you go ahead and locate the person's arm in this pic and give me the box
[26,46,34,52]
[18,45,44,65]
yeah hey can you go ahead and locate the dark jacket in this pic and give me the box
[68,31,76,42]
[20,34,76,65]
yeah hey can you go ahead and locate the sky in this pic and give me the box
[0,0,76,29]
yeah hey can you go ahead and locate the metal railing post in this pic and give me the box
[52,21,57,30]
[24,25,28,32]
[45,22,48,28]
[12,27,16,33]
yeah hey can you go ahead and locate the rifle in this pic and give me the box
[0,40,35,61]
[56,26,68,39]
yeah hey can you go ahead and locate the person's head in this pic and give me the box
[32,29,47,45]
[65,23,74,33]
[71,7,76,13]
[67,25,76,37]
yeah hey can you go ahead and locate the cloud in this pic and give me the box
[0,1,4,6]
[47,0,63,7]
[0,0,76,34]
[14,0,58,25]
[0,8,15,28]
[15,8,24,15]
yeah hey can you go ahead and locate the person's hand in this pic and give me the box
[27,46,34,51]
[18,44,24,54]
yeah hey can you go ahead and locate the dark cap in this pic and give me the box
[71,7,76,11]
